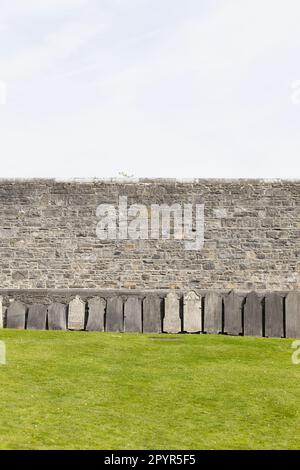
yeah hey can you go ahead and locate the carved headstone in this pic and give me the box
[68,296,85,330]
[143,295,162,333]
[285,292,300,338]
[2,306,7,328]
[163,291,181,333]
[124,297,142,333]
[0,340,5,365]
[224,291,243,335]
[0,297,3,329]
[48,303,67,330]
[7,301,27,329]
[86,297,106,332]
[204,292,222,334]
[244,292,263,337]
[106,297,123,332]
[183,291,201,333]
[27,304,47,330]
[265,292,284,338]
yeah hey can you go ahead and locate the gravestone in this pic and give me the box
[224,291,243,335]
[106,297,123,332]
[124,297,142,332]
[27,304,47,330]
[183,291,201,333]
[0,340,5,365]
[265,292,284,338]
[244,292,263,337]
[48,303,67,330]
[163,291,181,333]
[0,297,3,329]
[143,295,162,333]
[68,296,85,330]
[86,297,106,332]
[6,301,27,329]
[285,292,300,338]
[204,292,222,334]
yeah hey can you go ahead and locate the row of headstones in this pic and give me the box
[2,291,300,337]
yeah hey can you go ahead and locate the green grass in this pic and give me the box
[0,329,299,450]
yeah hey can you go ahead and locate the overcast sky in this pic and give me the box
[0,0,300,178]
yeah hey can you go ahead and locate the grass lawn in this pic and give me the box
[0,329,299,450]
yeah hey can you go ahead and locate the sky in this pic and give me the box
[0,0,300,178]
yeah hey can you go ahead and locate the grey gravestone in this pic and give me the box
[183,291,201,333]
[124,297,142,332]
[244,292,263,337]
[0,340,5,365]
[68,296,85,330]
[27,304,47,330]
[106,297,123,332]
[143,295,162,333]
[224,291,243,335]
[7,301,27,329]
[48,302,67,330]
[0,296,3,328]
[86,297,106,332]
[204,292,222,334]
[285,292,300,338]
[163,291,181,333]
[265,292,284,338]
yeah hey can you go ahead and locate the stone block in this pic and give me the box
[48,302,67,330]
[244,292,263,337]
[106,296,123,332]
[68,296,85,330]
[204,292,222,334]
[124,297,142,332]
[265,292,284,338]
[224,290,243,335]
[285,292,300,338]
[27,303,47,330]
[7,301,27,329]
[163,291,181,333]
[183,291,201,333]
[86,297,106,332]
[143,295,162,333]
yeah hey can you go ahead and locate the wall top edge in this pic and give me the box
[0,177,299,185]
[0,288,293,295]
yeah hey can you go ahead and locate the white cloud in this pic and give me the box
[0,0,300,177]
[2,0,87,15]
[0,80,7,105]
[0,21,101,81]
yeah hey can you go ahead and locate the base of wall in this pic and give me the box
[1,289,299,339]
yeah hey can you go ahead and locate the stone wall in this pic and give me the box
[0,178,299,290]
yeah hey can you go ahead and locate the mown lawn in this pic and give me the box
[0,329,299,450]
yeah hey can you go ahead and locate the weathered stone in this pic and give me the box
[265,292,284,338]
[6,301,27,329]
[204,292,222,334]
[224,291,243,335]
[285,292,300,338]
[27,303,47,330]
[183,291,201,333]
[0,297,3,329]
[244,292,263,337]
[163,291,181,333]
[86,297,106,332]
[143,295,162,333]
[0,340,5,365]
[68,296,85,330]
[106,297,123,332]
[48,302,67,330]
[124,297,142,332]
[0,179,297,292]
